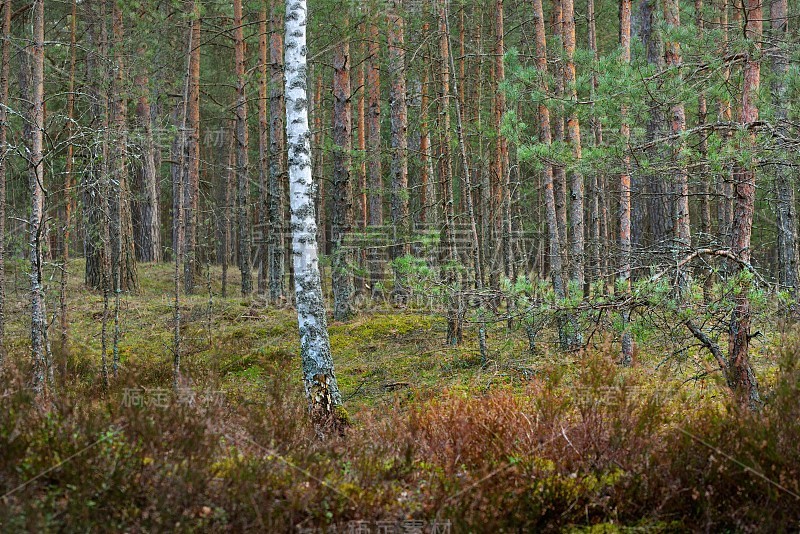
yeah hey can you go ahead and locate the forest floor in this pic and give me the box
[1,261,799,532]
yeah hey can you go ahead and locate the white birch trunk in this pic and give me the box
[285,0,342,416]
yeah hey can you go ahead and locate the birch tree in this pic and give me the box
[285,0,342,420]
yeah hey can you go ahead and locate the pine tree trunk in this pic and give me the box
[388,2,410,298]
[84,4,111,290]
[562,0,585,296]
[0,0,11,354]
[134,60,162,263]
[495,0,513,284]
[284,0,342,421]
[717,2,734,255]
[419,41,434,226]
[356,38,368,293]
[234,0,252,295]
[367,22,384,296]
[533,0,576,350]
[727,0,762,409]
[695,1,712,243]
[258,2,269,296]
[638,0,671,252]
[439,2,462,346]
[111,3,138,293]
[663,0,691,294]
[221,126,235,298]
[29,0,50,397]
[269,0,287,303]
[619,0,634,365]
[587,0,603,290]
[770,0,798,302]
[183,1,200,293]
[312,73,326,256]
[331,33,354,321]
[56,0,78,354]
[551,0,568,270]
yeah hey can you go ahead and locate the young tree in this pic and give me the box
[494,0,512,283]
[285,0,342,421]
[184,0,201,293]
[234,0,252,295]
[268,0,286,302]
[0,0,10,355]
[619,0,633,365]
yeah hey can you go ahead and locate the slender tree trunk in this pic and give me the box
[0,0,11,355]
[57,0,77,355]
[285,0,342,421]
[696,1,712,242]
[184,0,201,293]
[439,1,462,346]
[663,0,691,295]
[331,31,354,321]
[444,1,486,358]
[388,2,410,299]
[727,0,762,408]
[269,0,286,302]
[619,0,634,365]
[174,5,196,389]
[258,2,269,296]
[29,0,50,398]
[495,0,512,283]
[588,0,603,290]
[717,1,734,254]
[562,0,585,295]
[222,125,235,298]
[356,38,367,293]
[419,46,433,226]
[312,73,326,256]
[769,0,798,302]
[366,22,383,296]
[234,0,252,295]
[172,104,184,266]
[111,2,138,375]
[551,0,568,270]
[533,0,576,350]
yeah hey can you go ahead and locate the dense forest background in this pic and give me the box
[1,0,800,530]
